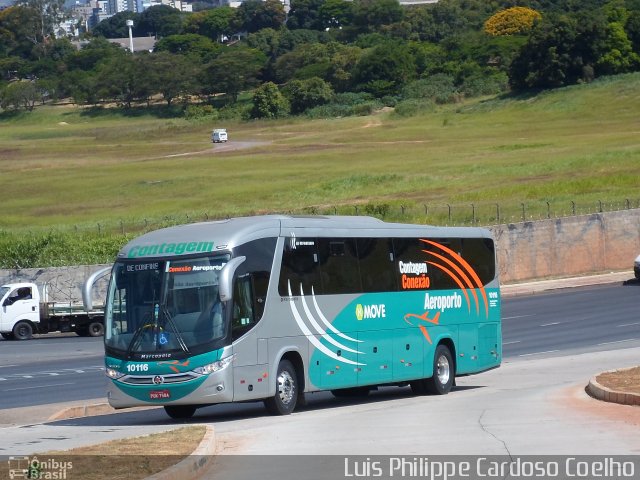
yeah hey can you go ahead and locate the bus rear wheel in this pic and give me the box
[164,405,196,419]
[424,344,454,395]
[264,360,298,415]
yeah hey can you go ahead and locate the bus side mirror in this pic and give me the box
[219,256,246,302]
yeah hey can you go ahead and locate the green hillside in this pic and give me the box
[1,73,639,265]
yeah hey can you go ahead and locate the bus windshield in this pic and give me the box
[105,254,230,358]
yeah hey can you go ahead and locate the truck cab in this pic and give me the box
[0,283,39,340]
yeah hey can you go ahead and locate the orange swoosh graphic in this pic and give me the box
[421,239,489,318]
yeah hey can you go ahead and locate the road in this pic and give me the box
[1,283,638,410]
[0,281,639,460]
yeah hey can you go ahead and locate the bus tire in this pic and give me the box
[13,321,33,341]
[264,360,298,415]
[88,321,104,337]
[424,344,454,395]
[164,405,196,419]
[1,332,15,340]
[331,387,370,398]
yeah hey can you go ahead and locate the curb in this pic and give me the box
[47,402,160,422]
[47,402,116,422]
[587,367,640,406]
[145,425,217,480]
[501,271,633,297]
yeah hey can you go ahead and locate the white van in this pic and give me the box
[212,128,228,143]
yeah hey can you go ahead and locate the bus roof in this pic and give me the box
[117,215,493,260]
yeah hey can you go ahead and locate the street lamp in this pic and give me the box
[126,19,134,52]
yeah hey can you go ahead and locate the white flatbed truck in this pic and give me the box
[0,282,105,340]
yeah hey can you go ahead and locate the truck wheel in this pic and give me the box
[424,344,454,395]
[1,332,15,340]
[75,327,89,337]
[264,360,298,415]
[164,405,196,419]
[88,321,104,337]
[13,321,33,341]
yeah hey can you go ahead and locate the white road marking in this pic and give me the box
[597,339,636,346]
[519,350,559,357]
[503,341,521,345]
[0,365,18,368]
[4,382,76,392]
[540,322,561,327]
[503,314,537,320]
[617,322,640,328]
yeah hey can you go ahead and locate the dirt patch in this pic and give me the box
[558,385,640,429]
[597,367,640,394]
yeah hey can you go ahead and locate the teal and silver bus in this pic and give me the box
[102,215,501,419]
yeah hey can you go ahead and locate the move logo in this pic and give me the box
[355,303,386,320]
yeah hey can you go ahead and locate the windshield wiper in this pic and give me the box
[126,311,156,359]
[161,306,190,354]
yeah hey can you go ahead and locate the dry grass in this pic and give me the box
[0,426,208,480]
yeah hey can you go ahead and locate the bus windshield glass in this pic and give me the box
[105,255,230,357]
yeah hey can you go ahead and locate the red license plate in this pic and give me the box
[149,389,170,400]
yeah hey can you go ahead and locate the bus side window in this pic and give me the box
[232,274,256,341]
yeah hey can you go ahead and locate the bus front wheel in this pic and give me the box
[164,405,196,419]
[264,360,298,415]
[424,344,454,395]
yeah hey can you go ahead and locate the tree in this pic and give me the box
[283,76,334,114]
[484,7,542,37]
[147,52,199,105]
[318,0,353,30]
[154,33,222,61]
[273,42,330,83]
[95,55,152,108]
[235,0,286,33]
[0,80,40,111]
[201,47,267,100]
[136,5,184,38]
[16,0,66,57]
[597,21,640,74]
[65,37,124,71]
[183,6,237,42]
[250,81,289,118]
[0,6,41,59]
[352,41,416,96]
[287,0,325,30]
[91,11,138,39]
[351,0,403,32]
[508,13,606,90]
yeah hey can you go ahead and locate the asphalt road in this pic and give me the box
[0,282,638,410]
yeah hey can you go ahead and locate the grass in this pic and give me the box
[1,73,640,234]
[0,426,207,480]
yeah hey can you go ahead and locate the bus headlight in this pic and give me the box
[105,368,125,379]
[193,355,234,375]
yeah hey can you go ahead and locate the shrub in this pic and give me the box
[403,75,458,104]
[393,98,436,117]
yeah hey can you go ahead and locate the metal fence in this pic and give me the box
[26,197,639,237]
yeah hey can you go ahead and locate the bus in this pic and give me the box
[101,215,501,419]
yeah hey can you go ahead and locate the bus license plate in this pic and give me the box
[149,390,170,400]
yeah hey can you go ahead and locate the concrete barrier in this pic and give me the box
[489,209,640,283]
